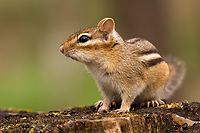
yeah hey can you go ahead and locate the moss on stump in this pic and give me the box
[0,101,200,132]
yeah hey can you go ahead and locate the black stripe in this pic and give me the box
[144,58,164,67]
[105,72,112,75]
[140,49,159,55]
[112,43,120,48]
[129,38,145,44]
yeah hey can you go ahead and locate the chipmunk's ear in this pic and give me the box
[98,18,115,35]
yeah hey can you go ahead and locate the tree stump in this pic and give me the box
[0,101,200,132]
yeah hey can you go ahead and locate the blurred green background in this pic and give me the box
[0,0,199,112]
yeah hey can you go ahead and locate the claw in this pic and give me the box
[95,100,117,109]
[97,106,109,113]
[112,108,129,114]
[95,100,103,109]
[157,99,165,105]
[140,99,165,107]
[95,100,110,113]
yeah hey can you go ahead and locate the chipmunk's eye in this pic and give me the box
[78,35,90,43]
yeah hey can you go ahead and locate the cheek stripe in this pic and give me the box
[139,53,161,60]
[139,49,159,55]
[78,39,102,46]
[142,57,165,67]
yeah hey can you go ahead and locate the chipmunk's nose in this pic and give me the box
[59,44,64,54]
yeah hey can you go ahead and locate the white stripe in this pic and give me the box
[78,33,91,39]
[139,53,161,61]
[78,39,102,46]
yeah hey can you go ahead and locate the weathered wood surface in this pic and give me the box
[0,101,200,132]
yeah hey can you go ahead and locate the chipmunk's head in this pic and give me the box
[59,18,123,63]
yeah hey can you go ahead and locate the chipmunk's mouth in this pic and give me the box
[64,49,79,61]
[59,46,80,62]
[59,45,75,57]
[69,56,78,61]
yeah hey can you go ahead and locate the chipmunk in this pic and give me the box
[59,18,185,114]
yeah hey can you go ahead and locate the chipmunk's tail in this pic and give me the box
[162,57,186,99]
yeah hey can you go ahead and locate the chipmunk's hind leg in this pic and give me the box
[140,99,165,107]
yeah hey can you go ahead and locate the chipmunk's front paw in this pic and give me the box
[112,108,130,114]
[95,100,103,109]
[95,100,116,110]
[97,106,109,113]
[140,99,165,107]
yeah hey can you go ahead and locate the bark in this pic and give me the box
[0,101,200,132]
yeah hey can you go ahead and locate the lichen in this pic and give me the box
[0,101,200,132]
